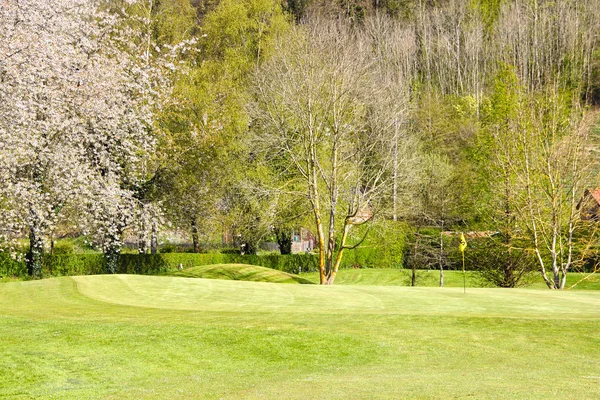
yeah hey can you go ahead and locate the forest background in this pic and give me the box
[1,0,600,288]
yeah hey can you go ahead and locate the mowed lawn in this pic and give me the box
[1,274,600,399]
[300,268,600,289]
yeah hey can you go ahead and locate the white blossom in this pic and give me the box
[0,0,173,260]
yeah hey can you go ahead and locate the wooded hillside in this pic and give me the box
[1,0,599,287]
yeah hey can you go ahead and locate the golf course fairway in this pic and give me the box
[1,275,599,399]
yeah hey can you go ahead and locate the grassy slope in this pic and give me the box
[170,264,314,284]
[1,275,600,399]
[300,268,600,289]
[164,263,600,289]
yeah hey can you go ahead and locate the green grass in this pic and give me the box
[170,264,314,284]
[1,274,600,399]
[300,268,600,289]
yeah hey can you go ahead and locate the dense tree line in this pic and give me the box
[1,0,599,287]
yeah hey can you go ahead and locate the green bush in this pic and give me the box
[340,220,407,269]
[117,254,170,274]
[1,253,170,278]
[160,253,318,274]
[444,235,537,287]
[235,253,318,274]
[339,246,402,269]
[52,242,74,254]
[1,243,401,279]
[0,253,27,277]
[220,248,241,255]
[44,254,105,276]
[160,253,230,269]
[158,244,177,253]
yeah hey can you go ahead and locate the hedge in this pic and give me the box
[0,253,27,277]
[159,253,319,274]
[0,253,167,278]
[155,247,401,273]
[0,246,402,279]
[0,252,318,278]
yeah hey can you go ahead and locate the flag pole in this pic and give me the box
[462,250,466,294]
[459,232,467,294]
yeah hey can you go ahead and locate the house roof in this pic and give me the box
[441,231,498,238]
[576,188,600,213]
[588,188,600,205]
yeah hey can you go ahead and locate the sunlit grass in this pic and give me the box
[169,263,314,284]
[1,275,599,399]
[301,268,600,289]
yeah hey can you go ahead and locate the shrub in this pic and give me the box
[117,254,170,274]
[44,254,105,276]
[158,244,177,253]
[220,248,241,255]
[0,253,27,277]
[456,235,537,288]
[1,243,400,279]
[160,253,230,269]
[343,220,407,269]
[52,242,74,254]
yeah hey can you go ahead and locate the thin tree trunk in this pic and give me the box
[439,228,444,288]
[150,221,158,254]
[191,217,200,253]
[308,129,326,284]
[104,222,123,274]
[521,115,553,289]
[326,139,339,282]
[27,223,44,278]
[138,235,148,254]
[412,231,419,287]
[327,223,351,285]
[393,121,398,221]
[104,245,120,274]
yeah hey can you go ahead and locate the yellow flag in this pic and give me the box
[459,233,467,253]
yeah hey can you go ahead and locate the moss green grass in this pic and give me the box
[1,275,599,399]
[170,263,314,284]
[300,268,600,289]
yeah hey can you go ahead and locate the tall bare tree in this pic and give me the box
[252,18,415,284]
[515,91,597,289]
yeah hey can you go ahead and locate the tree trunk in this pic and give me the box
[191,217,200,253]
[326,223,351,285]
[411,231,419,287]
[104,245,120,274]
[138,236,148,254]
[559,273,567,290]
[317,224,326,284]
[150,221,158,254]
[439,230,444,287]
[276,228,292,255]
[26,225,44,278]
[393,123,398,222]
[104,225,123,274]
[309,149,326,284]
[242,241,258,255]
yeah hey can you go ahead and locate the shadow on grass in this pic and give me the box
[171,264,316,284]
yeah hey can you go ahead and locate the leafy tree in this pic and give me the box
[0,0,171,275]
[253,20,412,284]
[156,0,289,251]
[468,235,536,288]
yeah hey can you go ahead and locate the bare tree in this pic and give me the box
[252,18,415,284]
[514,92,598,289]
[364,14,419,222]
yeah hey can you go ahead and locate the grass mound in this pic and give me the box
[169,263,314,284]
